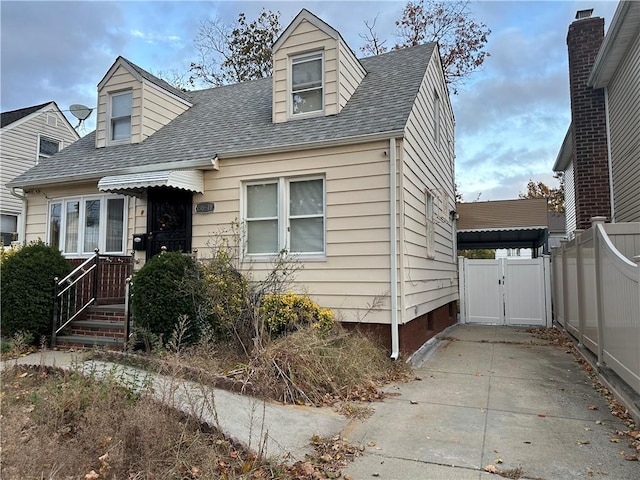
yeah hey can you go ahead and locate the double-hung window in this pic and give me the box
[245,177,325,257]
[38,136,60,162]
[291,52,323,115]
[110,91,132,142]
[48,195,127,255]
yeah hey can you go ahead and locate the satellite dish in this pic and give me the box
[69,104,93,129]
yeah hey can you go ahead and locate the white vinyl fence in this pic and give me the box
[551,217,640,395]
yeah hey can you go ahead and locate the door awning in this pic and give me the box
[98,170,204,197]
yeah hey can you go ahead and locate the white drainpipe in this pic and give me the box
[10,187,27,244]
[389,138,399,359]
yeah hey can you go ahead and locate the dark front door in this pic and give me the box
[146,187,193,260]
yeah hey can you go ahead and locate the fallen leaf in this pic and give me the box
[410,400,418,405]
[85,471,99,480]
[484,464,499,474]
[494,458,503,464]
[588,405,599,410]
[537,413,547,417]
[610,438,621,443]
[367,441,376,447]
[624,455,638,461]
[577,440,590,445]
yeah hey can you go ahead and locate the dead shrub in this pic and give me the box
[245,325,410,405]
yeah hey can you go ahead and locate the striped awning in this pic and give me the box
[98,170,204,196]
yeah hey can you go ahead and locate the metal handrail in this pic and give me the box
[52,251,100,344]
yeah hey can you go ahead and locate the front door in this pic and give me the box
[146,187,192,260]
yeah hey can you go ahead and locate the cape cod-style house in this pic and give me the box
[8,9,459,357]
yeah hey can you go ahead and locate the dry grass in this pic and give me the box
[1,365,338,479]
[0,366,268,479]
[243,326,410,405]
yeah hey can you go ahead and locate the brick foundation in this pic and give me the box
[342,301,457,357]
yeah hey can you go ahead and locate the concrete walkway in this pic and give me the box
[3,325,639,479]
[342,325,639,479]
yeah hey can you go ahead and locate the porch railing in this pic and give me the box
[51,250,134,347]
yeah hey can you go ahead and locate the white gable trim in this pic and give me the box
[1,103,79,140]
[272,9,339,53]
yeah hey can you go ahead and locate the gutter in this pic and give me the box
[9,187,27,243]
[389,137,400,360]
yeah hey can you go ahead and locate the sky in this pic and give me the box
[0,0,620,201]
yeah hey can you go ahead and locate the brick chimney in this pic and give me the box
[567,9,611,229]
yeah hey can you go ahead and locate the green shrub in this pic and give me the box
[0,241,71,341]
[200,249,251,344]
[131,252,204,346]
[259,292,335,338]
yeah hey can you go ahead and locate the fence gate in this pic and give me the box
[459,257,551,326]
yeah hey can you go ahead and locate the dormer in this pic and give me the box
[272,9,367,123]
[95,57,192,148]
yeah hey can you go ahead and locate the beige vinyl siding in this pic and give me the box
[1,108,78,216]
[337,38,366,111]
[96,66,142,147]
[140,82,190,141]
[400,48,458,323]
[192,141,393,324]
[272,18,364,123]
[607,32,640,223]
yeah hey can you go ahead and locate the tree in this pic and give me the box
[458,249,495,259]
[362,0,491,92]
[519,174,565,212]
[359,15,388,56]
[189,9,281,87]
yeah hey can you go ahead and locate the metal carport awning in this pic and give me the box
[98,170,204,197]
[457,226,548,251]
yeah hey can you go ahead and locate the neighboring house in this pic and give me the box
[7,9,458,356]
[547,211,566,250]
[1,102,80,245]
[456,198,549,256]
[554,2,640,234]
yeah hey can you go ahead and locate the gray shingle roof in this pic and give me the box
[9,43,436,188]
[1,102,53,128]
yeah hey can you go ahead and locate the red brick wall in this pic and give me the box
[567,16,611,230]
[341,301,457,357]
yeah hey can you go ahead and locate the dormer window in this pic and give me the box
[291,52,323,115]
[110,91,132,142]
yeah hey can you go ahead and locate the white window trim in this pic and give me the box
[47,194,128,257]
[434,91,441,150]
[36,134,62,165]
[425,189,436,259]
[289,51,325,119]
[242,175,326,260]
[108,90,133,145]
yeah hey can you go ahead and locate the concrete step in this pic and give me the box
[55,334,124,350]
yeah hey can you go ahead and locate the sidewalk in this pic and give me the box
[3,325,639,479]
[342,325,639,479]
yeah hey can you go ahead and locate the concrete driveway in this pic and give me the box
[342,324,639,479]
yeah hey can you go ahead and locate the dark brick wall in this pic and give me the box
[567,16,611,229]
[341,301,457,357]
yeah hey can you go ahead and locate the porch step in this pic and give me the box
[55,334,124,349]
[56,304,128,350]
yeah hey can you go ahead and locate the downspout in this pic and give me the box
[10,187,27,244]
[604,89,615,222]
[389,138,399,359]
